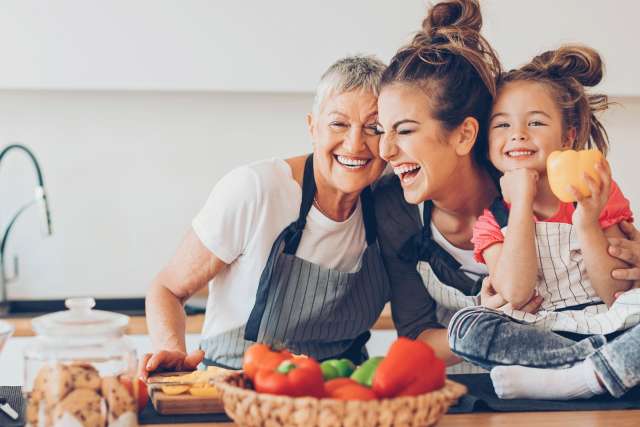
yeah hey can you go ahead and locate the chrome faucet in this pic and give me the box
[0,144,53,312]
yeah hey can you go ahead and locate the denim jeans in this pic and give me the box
[448,306,640,397]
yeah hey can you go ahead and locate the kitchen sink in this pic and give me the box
[0,298,205,318]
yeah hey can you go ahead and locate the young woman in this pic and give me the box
[372,0,543,369]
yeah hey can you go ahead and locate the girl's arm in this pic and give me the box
[483,169,540,308]
[576,223,631,306]
[572,161,632,306]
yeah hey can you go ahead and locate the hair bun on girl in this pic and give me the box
[530,45,604,87]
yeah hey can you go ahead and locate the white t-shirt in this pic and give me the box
[418,203,488,279]
[192,158,367,338]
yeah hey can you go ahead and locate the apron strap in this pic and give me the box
[399,200,485,296]
[361,186,377,245]
[283,154,316,254]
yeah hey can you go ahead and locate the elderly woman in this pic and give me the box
[141,55,390,375]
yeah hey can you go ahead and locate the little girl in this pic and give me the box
[472,45,639,334]
[448,45,640,400]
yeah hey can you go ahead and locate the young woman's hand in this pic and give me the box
[571,160,612,229]
[500,168,538,207]
[480,277,543,313]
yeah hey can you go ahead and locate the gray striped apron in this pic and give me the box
[200,155,390,369]
[488,198,640,335]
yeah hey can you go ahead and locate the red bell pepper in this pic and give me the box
[372,337,445,398]
[242,343,293,381]
[324,378,377,401]
[254,357,325,398]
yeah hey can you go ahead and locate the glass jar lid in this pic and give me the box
[32,297,129,337]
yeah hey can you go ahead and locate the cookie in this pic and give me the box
[44,364,73,404]
[26,366,51,426]
[25,398,41,427]
[52,389,105,427]
[28,363,73,427]
[100,376,136,420]
[68,364,102,391]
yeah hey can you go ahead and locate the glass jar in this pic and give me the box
[23,297,140,427]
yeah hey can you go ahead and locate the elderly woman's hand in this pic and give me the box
[138,349,204,381]
[480,277,543,313]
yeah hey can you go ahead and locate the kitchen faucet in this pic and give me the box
[0,144,53,314]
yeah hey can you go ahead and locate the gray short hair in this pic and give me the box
[312,55,387,116]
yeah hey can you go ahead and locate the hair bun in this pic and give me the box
[531,45,603,87]
[422,0,483,40]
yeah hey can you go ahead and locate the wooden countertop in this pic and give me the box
[149,410,640,427]
[6,304,394,337]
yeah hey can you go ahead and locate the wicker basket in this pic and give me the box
[214,372,467,427]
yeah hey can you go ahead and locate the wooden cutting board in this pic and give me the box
[148,370,228,415]
[151,390,225,415]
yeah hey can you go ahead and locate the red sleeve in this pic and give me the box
[599,180,634,229]
[472,208,505,264]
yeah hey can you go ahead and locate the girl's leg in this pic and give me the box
[489,361,605,399]
[448,306,606,370]
[588,322,640,397]
[490,325,640,400]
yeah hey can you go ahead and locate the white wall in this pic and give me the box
[0,0,424,92]
[1,90,313,298]
[3,92,640,300]
[602,98,640,205]
[0,1,638,95]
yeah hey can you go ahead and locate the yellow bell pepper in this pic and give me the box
[547,149,604,202]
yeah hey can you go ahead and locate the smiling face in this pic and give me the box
[307,89,387,196]
[377,83,462,204]
[489,80,574,175]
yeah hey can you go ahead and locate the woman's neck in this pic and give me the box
[429,160,498,250]
[313,170,360,222]
[285,155,360,222]
[432,161,499,221]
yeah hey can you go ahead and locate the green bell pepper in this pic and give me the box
[320,358,356,380]
[350,356,384,387]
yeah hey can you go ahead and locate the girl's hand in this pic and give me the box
[479,277,506,308]
[500,168,538,206]
[480,277,543,313]
[571,160,612,229]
